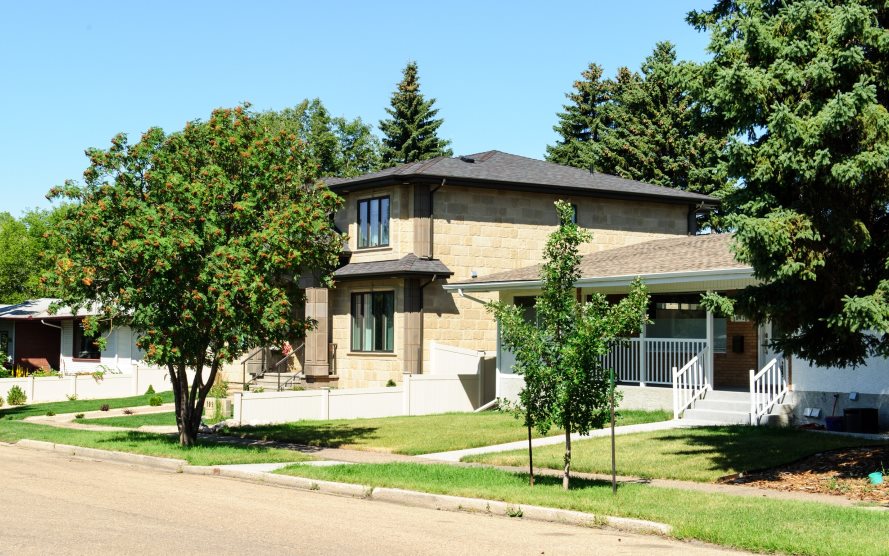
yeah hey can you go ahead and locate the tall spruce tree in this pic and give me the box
[547,44,731,228]
[379,62,452,166]
[692,1,889,367]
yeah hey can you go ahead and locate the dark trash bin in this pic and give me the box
[843,408,879,434]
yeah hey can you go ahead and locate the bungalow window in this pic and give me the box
[357,196,390,248]
[351,291,394,352]
[513,296,538,324]
[73,320,102,360]
[646,296,727,353]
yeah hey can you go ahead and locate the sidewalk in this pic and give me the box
[417,418,719,461]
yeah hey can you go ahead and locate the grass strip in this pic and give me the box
[466,425,888,482]
[0,420,310,466]
[79,411,227,427]
[0,391,175,420]
[277,462,889,556]
[224,409,671,455]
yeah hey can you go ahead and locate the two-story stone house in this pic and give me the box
[302,150,715,389]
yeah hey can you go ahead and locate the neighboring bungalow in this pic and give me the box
[304,150,715,389]
[445,234,888,430]
[0,298,147,374]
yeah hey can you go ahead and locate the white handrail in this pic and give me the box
[604,338,708,386]
[672,348,710,419]
[749,357,788,425]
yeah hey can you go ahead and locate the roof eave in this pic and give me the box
[443,267,755,293]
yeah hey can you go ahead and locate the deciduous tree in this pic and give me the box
[48,105,344,445]
[488,201,649,489]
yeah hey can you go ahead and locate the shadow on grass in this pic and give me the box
[90,430,295,455]
[219,423,381,451]
[653,425,888,479]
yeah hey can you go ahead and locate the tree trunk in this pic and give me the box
[527,422,534,487]
[563,419,571,490]
[169,356,220,447]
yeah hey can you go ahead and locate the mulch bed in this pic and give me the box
[719,444,889,504]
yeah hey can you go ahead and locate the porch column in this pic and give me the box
[304,287,329,378]
[403,279,423,374]
[706,310,714,386]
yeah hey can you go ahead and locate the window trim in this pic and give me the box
[356,196,391,249]
[350,290,395,353]
[72,319,102,362]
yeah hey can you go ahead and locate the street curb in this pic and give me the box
[184,466,371,498]
[11,440,672,537]
[15,439,187,472]
[371,487,672,535]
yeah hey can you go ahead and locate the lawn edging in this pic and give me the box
[16,438,187,471]
[10,438,672,537]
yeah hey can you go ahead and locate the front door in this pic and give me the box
[758,322,782,370]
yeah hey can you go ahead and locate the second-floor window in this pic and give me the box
[358,196,390,248]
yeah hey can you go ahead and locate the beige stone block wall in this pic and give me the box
[333,184,414,263]
[330,278,406,389]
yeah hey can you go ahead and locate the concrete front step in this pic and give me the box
[704,389,751,402]
[682,408,751,424]
[694,399,750,413]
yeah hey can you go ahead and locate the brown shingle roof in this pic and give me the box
[334,254,453,280]
[450,234,748,285]
[324,151,716,204]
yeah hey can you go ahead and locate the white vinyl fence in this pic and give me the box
[0,366,179,404]
[233,372,492,426]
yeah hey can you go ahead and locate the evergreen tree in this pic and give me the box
[691,1,889,367]
[547,44,731,228]
[379,62,452,166]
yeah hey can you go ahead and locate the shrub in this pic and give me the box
[0,368,10,379]
[123,409,134,415]
[66,393,78,401]
[45,411,55,416]
[6,385,27,406]
[290,385,305,391]
[74,413,84,419]
[253,386,265,393]
[100,404,110,412]
[385,379,397,387]
[148,395,163,407]
[208,378,229,399]
[145,385,156,395]
[0,396,3,407]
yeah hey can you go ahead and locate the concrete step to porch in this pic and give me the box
[703,389,751,402]
[682,408,751,424]
[694,399,750,413]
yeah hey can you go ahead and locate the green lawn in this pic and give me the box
[79,411,228,428]
[277,462,889,556]
[0,391,175,420]
[0,419,310,466]
[466,425,888,482]
[224,409,671,455]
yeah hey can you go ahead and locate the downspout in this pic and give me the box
[425,179,446,260]
[40,319,61,330]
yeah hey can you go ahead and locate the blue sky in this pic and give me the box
[0,1,713,216]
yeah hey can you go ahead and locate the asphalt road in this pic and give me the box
[0,444,742,555]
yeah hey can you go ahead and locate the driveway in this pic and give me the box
[1,444,745,555]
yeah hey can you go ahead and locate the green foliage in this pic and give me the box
[385,379,396,387]
[47,104,345,445]
[689,0,889,366]
[44,411,55,416]
[74,413,84,419]
[208,378,228,399]
[144,385,155,395]
[148,395,163,407]
[259,98,381,179]
[6,385,27,406]
[379,62,452,166]
[100,404,110,412]
[547,43,731,229]
[0,207,67,304]
[65,394,77,401]
[488,201,649,488]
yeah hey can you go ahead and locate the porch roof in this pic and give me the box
[0,298,98,320]
[444,233,753,292]
[334,254,453,280]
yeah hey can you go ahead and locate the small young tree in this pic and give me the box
[489,201,649,489]
[48,105,344,446]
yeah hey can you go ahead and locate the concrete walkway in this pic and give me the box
[418,418,720,461]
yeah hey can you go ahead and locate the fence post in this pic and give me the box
[402,373,412,416]
[749,369,756,426]
[639,330,647,387]
[29,376,35,403]
[671,366,679,420]
[321,387,330,420]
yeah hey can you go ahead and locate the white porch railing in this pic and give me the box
[749,357,788,425]
[603,338,708,386]
[671,348,710,419]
